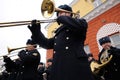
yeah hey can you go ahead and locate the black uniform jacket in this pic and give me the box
[98,46,120,80]
[32,16,95,80]
[4,49,40,80]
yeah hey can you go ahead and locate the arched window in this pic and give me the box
[97,23,120,51]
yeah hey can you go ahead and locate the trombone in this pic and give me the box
[0,19,56,27]
[0,0,80,27]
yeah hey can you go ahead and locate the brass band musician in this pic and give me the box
[98,36,120,80]
[3,39,40,80]
[87,53,105,80]
[28,4,95,80]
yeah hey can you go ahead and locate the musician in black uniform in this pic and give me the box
[43,59,53,80]
[37,62,45,80]
[3,39,40,80]
[28,4,95,80]
[98,36,120,80]
[87,53,105,80]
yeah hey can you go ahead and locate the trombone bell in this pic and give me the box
[41,0,80,18]
[41,0,55,18]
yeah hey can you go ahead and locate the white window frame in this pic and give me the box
[110,33,120,48]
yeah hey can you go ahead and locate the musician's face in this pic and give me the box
[58,12,71,17]
[47,62,52,67]
[101,42,111,50]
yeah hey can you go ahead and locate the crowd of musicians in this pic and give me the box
[0,36,120,80]
[0,39,53,80]
[0,3,120,80]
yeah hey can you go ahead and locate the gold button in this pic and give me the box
[54,43,56,45]
[66,37,69,40]
[65,47,69,49]
[55,36,57,39]
[66,29,69,32]
[54,51,56,54]
[114,63,116,65]
[115,69,118,71]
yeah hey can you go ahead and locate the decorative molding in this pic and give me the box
[69,0,79,6]
[97,23,120,40]
[97,23,120,51]
[83,0,120,22]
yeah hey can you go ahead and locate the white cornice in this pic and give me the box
[83,0,120,22]
[70,0,79,6]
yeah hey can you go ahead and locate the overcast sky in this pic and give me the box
[0,0,73,63]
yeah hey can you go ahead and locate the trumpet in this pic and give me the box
[0,45,40,60]
[0,46,27,60]
[7,44,38,53]
[7,46,27,53]
[0,0,79,27]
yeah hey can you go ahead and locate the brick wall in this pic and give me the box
[86,3,120,59]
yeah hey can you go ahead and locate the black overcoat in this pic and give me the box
[32,16,95,80]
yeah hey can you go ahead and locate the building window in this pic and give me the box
[110,33,120,48]
[84,45,91,54]
[93,0,102,8]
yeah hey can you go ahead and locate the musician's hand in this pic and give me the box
[28,19,41,35]
[3,56,11,62]
[18,50,26,58]
[56,16,61,25]
[3,55,8,59]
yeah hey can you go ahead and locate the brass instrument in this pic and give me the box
[0,19,56,27]
[0,0,79,27]
[90,50,113,75]
[0,45,40,60]
[0,46,27,60]
[41,0,80,18]
[7,46,27,53]
[100,50,111,64]
[7,44,38,53]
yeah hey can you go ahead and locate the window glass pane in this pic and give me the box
[84,45,91,54]
[110,33,120,48]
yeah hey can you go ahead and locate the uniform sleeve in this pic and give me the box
[108,47,120,56]
[31,31,54,49]
[3,56,19,72]
[56,16,88,32]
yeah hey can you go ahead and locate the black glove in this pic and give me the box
[18,50,26,60]
[56,16,61,25]
[28,19,41,35]
[3,56,11,63]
